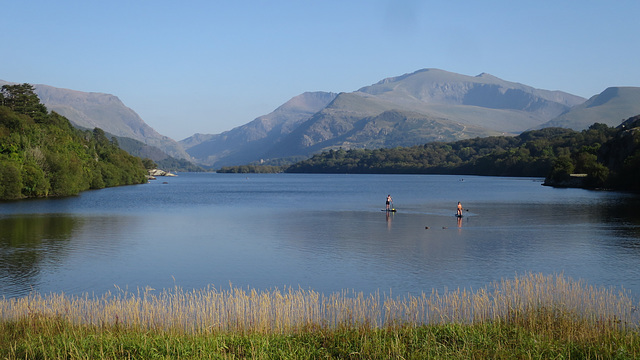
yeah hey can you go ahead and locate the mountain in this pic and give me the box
[539,87,640,130]
[263,95,504,159]
[190,69,585,167]
[355,69,585,132]
[4,69,594,169]
[0,80,191,161]
[180,91,338,167]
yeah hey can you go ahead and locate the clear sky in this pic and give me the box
[3,1,639,140]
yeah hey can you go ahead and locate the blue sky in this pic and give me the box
[3,1,639,140]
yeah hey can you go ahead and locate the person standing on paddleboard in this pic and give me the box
[457,202,463,216]
[386,195,393,211]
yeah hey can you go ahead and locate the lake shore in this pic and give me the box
[2,273,639,359]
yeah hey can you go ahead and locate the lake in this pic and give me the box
[1,173,640,300]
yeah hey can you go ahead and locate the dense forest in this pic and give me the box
[0,84,148,200]
[278,117,639,191]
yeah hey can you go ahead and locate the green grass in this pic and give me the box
[2,273,639,359]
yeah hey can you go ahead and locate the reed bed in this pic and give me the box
[2,273,640,359]
[1,273,638,336]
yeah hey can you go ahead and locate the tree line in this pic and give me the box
[224,117,639,191]
[0,84,149,200]
[217,164,285,174]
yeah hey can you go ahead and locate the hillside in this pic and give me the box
[181,91,338,167]
[4,69,603,169]
[261,69,585,162]
[0,84,148,200]
[539,87,640,130]
[185,69,587,167]
[0,80,191,161]
[263,103,503,159]
[284,126,582,176]
[114,136,203,172]
[285,117,640,191]
[356,69,585,131]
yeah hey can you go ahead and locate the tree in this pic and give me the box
[22,163,49,197]
[0,84,48,120]
[142,158,157,169]
[0,160,23,199]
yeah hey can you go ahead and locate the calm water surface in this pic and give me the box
[1,173,640,299]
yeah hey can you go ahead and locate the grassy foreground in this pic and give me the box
[1,273,639,359]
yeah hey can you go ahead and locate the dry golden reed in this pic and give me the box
[1,273,638,335]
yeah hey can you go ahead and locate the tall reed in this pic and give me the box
[1,273,638,336]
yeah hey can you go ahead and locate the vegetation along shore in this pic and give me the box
[220,115,640,192]
[0,84,148,200]
[1,273,639,359]
[3,82,639,200]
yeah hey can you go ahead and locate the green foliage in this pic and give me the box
[285,119,640,190]
[0,84,147,200]
[547,155,574,183]
[21,163,49,197]
[2,319,639,359]
[141,157,157,169]
[286,128,580,177]
[0,84,48,121]
[3,272,640,359]
[620,150,640,190]
[0,160,23,199]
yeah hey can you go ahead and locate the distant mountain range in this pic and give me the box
[3,69,640,168]
[181,69,587,167]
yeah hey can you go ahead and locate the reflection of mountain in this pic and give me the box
[0,215,77,295]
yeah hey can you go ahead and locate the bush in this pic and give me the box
[0,160,23,200]
[21,163,49,197]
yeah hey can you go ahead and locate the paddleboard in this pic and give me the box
[382,209,397,212]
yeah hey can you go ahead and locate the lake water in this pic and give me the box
[1,173,640,300]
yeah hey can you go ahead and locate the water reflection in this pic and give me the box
[386,210,393,230]
[0,174,639,300]
[0,215,76,295]
[0,214,138,297]
[269,195,640,296]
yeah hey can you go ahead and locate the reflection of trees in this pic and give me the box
[0,215,77,294]
[603,197,640,225]
[601,197,640,250]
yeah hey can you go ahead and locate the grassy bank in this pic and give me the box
[1,273,639,359]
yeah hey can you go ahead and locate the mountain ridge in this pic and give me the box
[180,91,338,166]
[538,87,640,130]
[184,68,590,167]
[5,69,640,169]
[0,80,191,161]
